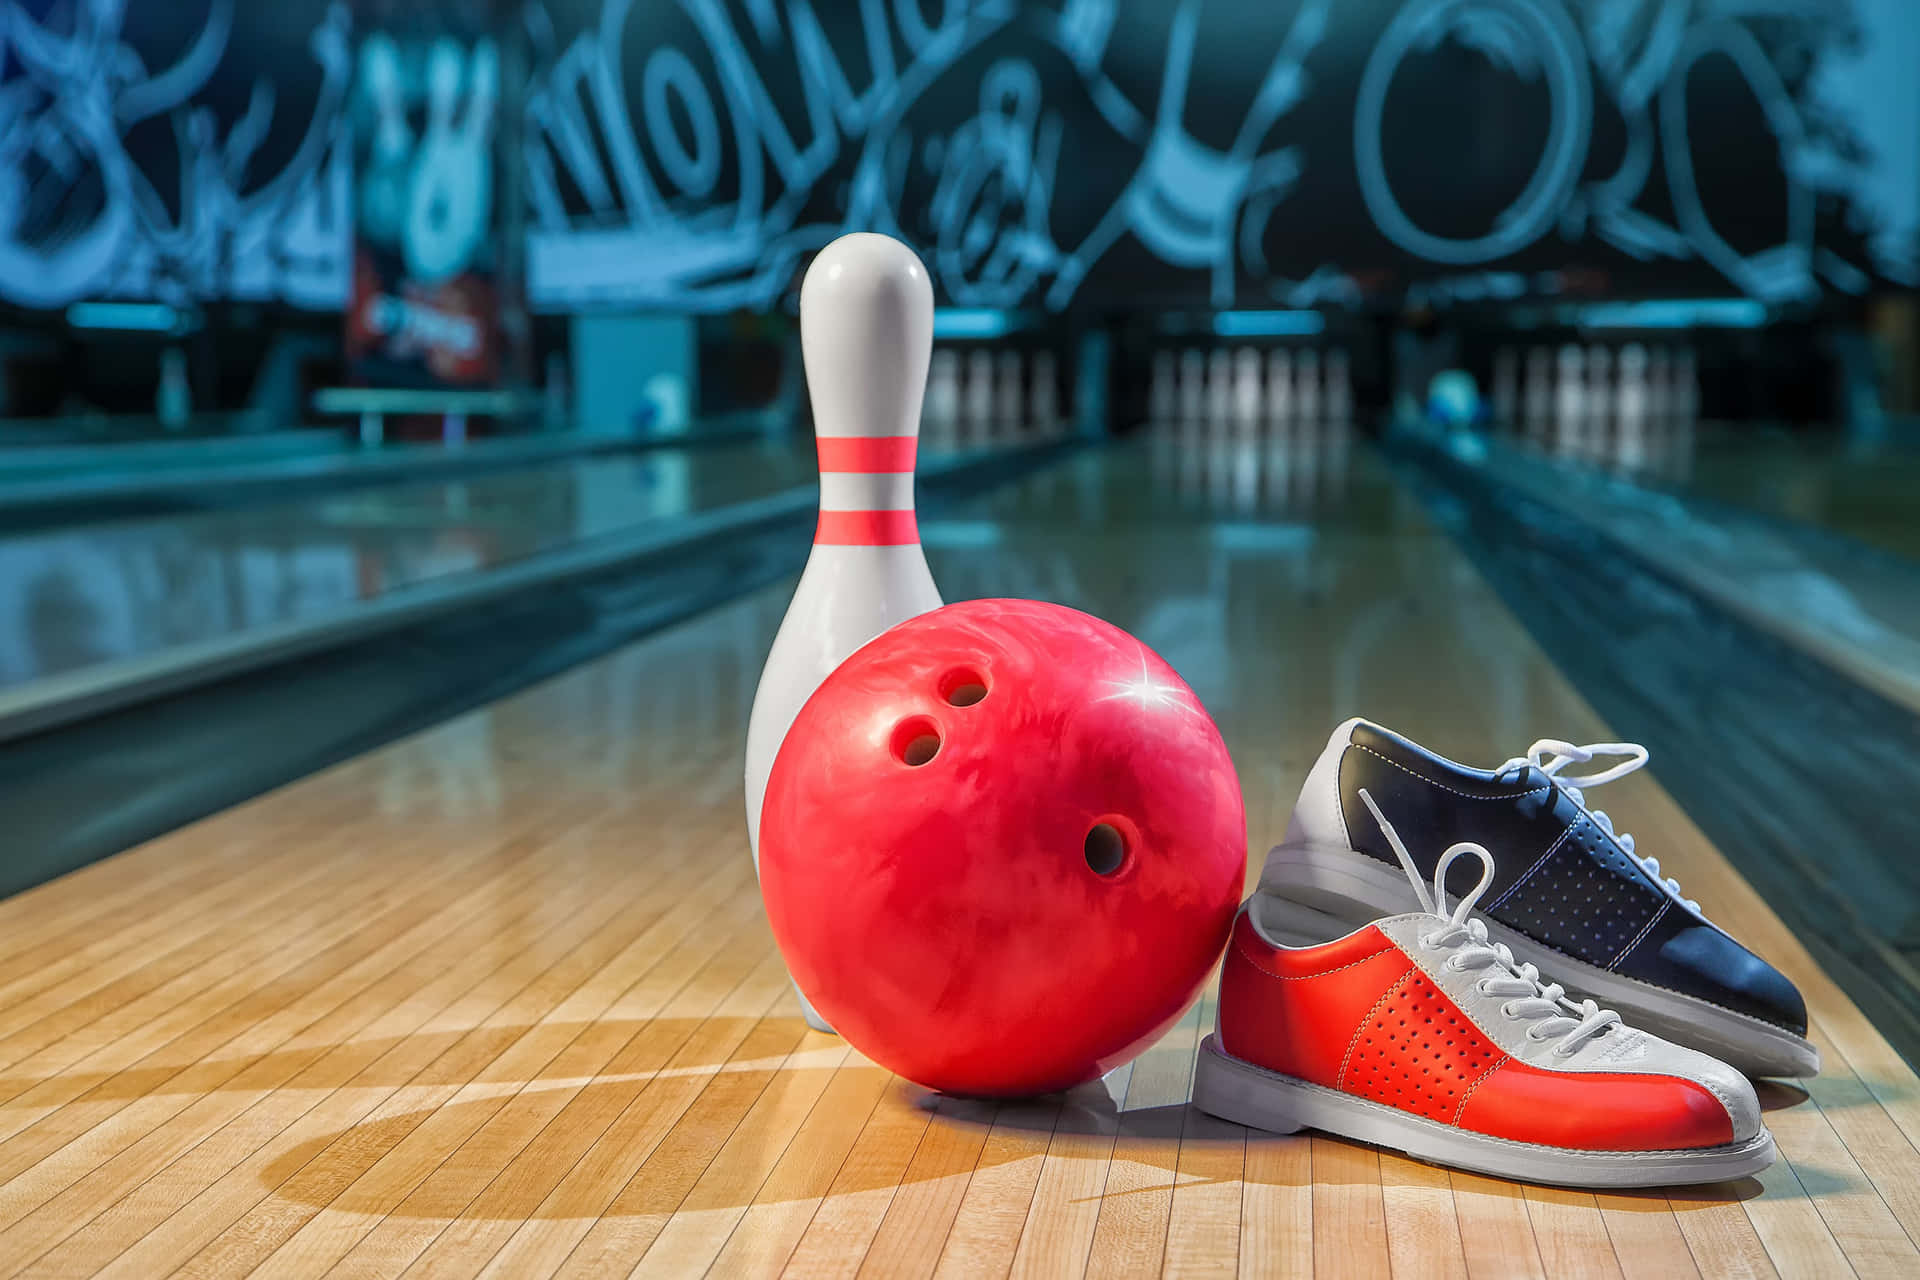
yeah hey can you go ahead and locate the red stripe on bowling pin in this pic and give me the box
[814,462,919,546]
[815,434,921,546]
[816,435,918,473]
[815,508,920,545]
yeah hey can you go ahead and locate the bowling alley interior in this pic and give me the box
[4,1,1920,1277]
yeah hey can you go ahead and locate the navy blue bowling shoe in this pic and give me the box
[1261,719,1817,1078]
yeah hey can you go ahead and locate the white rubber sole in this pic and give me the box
[1262,842,1820,1079]
[1192,1035,1776,1188]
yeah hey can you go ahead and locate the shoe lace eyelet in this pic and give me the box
[1500,1002,1520,1019]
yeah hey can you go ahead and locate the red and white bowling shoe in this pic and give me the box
[1193,792,1775,1187]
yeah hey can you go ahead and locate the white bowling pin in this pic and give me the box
[1266,348,1293,420]
[1206,348,1233,419]
[1295,348,1321,421]
[924,348,960,448]
[1179,348,1205,419]
[1554,343,1584,453]
[1617,342,1649,468]
[744,233,942,1034]
[1232,346,1262,425]
[1586,345,1613,458]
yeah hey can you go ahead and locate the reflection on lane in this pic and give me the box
[917,422,1567,750]
[0,440,817,692]
[1503,408,1919,567]
[1418,421,1920,716]
[504,416,1573,811]
[1665,426,1920,564]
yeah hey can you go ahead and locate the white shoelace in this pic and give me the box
[1495,738,1700,915]
[1358,790,1622,1058]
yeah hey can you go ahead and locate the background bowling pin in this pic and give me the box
[1266,348,1293,420]
[1295,348,1321,420]
[1617,341,1650,468]
[1586,344,1613,458]
[744,233,943,1034]
[924,347,960,443]
[1206,348,1232,419]
[1554,343,1584,454]
[1231,347,1262,424]
[1179,349,1205,419]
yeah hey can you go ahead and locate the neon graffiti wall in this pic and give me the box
[2,1,1915,313]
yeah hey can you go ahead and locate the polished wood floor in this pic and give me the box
[0,433,1915,1277]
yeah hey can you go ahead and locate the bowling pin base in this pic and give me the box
[794,980,837,1034]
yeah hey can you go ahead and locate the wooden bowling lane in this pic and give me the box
[0,432,1915,1277]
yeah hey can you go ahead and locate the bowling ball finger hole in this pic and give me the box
[892,717,942,767]
[940,668,989,707]
[1084,823,1129,876]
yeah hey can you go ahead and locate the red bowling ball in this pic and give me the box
[758,598,1246,1096]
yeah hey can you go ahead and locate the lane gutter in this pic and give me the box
[1392,431,1920,1071]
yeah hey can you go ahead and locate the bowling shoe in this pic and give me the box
[1261,719,1816,1078]
[1193,791,1775,1187]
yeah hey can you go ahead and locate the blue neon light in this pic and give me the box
[65,301,189,333]
[932,308,1015,339]
[1212,310,1327,337]
[1577,299,1767,329]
